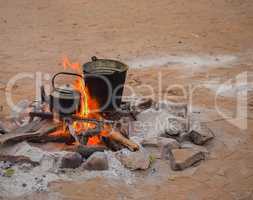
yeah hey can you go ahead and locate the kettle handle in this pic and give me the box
[52,72,83,90]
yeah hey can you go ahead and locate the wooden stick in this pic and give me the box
[0,154,39,166]
[108,130,139,151]
[0,121,61,145]
[102,136,123,151]
[11,119,44,134]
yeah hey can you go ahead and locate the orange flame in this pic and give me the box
[58,57,107,146]
[62,57,90,117]
[63,57,82,73]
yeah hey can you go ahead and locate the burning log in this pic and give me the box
[108,130,139,151]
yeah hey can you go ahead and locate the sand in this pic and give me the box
[0,0,253,199]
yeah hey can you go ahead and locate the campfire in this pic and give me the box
[0,56,215,197]
[50,58,112,146]
[6,56,139,153]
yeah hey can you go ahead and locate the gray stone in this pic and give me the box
[18,163,33,172]
[136,108,186,138]
[141,137,160,147]
[59,152,82,169]
[0,161,12,169]
[3,142,82,171]
[115,147,150,170]
[141,136,179,148]
[169,148,206,171]
[165,118,186,136]
[189,123,214,145]
[177,132,191,142]
[180,141,209,156]
[6,142,47,163]
[134,98,154,111]
[82,152,108,171]
[159,138,180,159]
[155,101,187,118]
[158,137,180,149]
[160,131,191,143]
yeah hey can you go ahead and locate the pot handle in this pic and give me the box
[52,72,83,90]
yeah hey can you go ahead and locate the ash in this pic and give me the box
[0,150,134,198]
[69,151,134,184]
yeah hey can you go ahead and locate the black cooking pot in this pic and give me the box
[83,57,128,112]
[50,72,82,116]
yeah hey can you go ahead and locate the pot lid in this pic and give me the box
[52,84,80,99]
[83,57,128,75]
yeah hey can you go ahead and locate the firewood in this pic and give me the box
[29,112,53,120]
[11,119,44,134]
[108,130,139,151]
[0,154,39,166]
[0,131,44,145]
[30,132,75,144]
[102,136,123,151]
[0,120,61,145]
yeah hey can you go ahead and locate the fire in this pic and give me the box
[63,57,82,74]
[57,57,109,145]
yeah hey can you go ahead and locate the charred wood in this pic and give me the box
[0,154,39,167]
[29,112,53,120]
[108,130,139,151]
[11,119,44,134]
[102,136,123,151]
[64,145,108,159]
[0,121,61,145]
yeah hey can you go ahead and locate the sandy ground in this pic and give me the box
[1,0,253,199]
